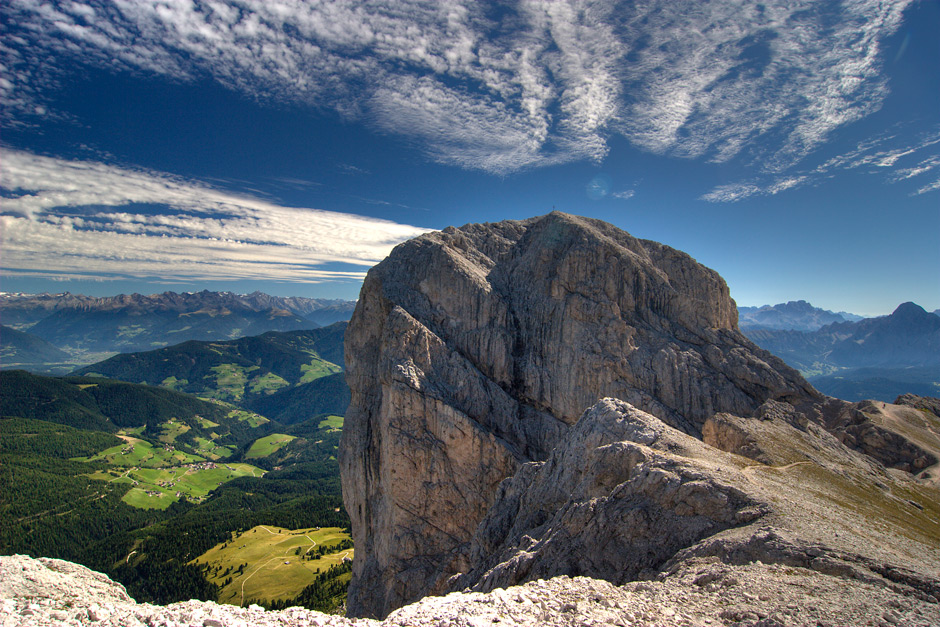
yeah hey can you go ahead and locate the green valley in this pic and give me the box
[84,436,265,510]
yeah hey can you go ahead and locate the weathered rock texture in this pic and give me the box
[340,212,940,619]
[340,212,821,617]
[456,398,769,593]
[5,553,939,627]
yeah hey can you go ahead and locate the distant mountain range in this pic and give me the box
[743,302,940,402]
[0,290,356,371]
[738,300,863,331]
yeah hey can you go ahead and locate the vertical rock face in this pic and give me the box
[340,212,816,618]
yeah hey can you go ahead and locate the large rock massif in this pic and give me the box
[340,212,940,620]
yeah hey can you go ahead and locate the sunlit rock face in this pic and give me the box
[339,212,816,618]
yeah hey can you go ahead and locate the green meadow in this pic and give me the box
[93,461,263,510]
[248,372,290,395]
[299,357,342,384]
[192,436,234,460]
[225,407,269,428]
[192,525,353,605]
[158,418,190,444]
[160,375,189,391]
[80,433,263,509]
[317,415,344,431]
[80,437,203,468]
[245,433,296,459]
[208,363,258,401]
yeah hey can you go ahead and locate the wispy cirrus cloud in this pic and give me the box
[701,128,940,202]
[0,0,918,175]
[0,148,431,283]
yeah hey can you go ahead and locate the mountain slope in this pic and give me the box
[746,302,940,370]
[0,370,254,443]
[0,325,71,366]
[27,301,313,353]
[340,212,819,617]
[247,372,350,425]
[0,290,356,330]
[74,324,346,405]
[339,213,939,620]
[825,302,940,367]
[0,290,357,356]
[0,370,112,432]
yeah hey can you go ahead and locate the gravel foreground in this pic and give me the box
[2,554,938,627]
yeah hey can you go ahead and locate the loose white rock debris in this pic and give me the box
[2,554,938,627]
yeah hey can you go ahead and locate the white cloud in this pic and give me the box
[612,190,635,200]
[0,0,919,174]
[700,183,762,204]
[0,148,432,283]
[702,128,940,202]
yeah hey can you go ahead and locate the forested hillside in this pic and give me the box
[0,324,71,368]
[1,370,254,443]
[0,370,351,610]
[73,324,349,425]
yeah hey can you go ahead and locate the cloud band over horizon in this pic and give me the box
[0,148,433,285]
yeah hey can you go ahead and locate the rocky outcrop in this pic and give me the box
[897,393,940,419]
[455,399,769,593]
[340,212,818,618]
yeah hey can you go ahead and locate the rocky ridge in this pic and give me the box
[339,212,940,619]
[4,553,938,627]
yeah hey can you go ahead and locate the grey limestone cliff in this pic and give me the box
[339,212,824,618]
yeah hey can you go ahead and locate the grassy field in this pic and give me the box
[80,433,263,509]
[248,372,290,395]
[192,525,353,605]
[318,415,344,431]
[224,407,270,428]
[299,357,342,384]
[208,363,259,401]
[80,437,204,468]
[90,461,264,510]
[159,418,191,444]
[160,375,189,391]
[245,434,296,459]
[192,436,234,460]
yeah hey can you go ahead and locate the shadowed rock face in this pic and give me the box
[339,212,817,618]
[456,398,770,593]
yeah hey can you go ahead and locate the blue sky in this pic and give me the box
[1,0,938,316]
